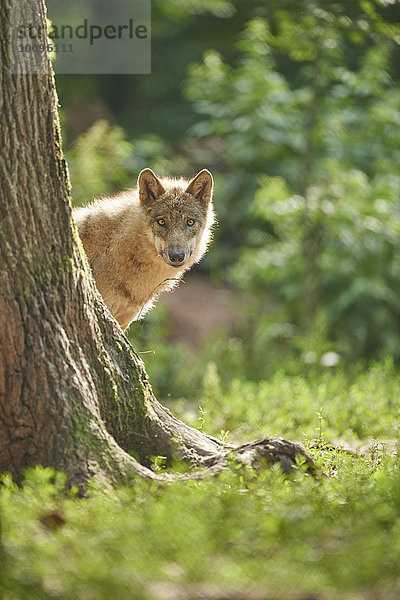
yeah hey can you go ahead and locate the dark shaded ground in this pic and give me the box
[160,274,244,348]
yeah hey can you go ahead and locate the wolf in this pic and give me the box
[73,168,215,330]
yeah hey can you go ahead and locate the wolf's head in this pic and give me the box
[138,168,214,268]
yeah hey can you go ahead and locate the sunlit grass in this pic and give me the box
[2,362,400,600]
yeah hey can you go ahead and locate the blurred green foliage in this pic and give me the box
[68,120,134,204]
[65,0,400,369]
[130,308,400,441]
[195,358,400,443]
[184,3,400,362]
[231,169,400,361]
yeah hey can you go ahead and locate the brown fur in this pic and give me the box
[73,169,215,330]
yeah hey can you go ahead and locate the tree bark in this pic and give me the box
[0,0,314,488]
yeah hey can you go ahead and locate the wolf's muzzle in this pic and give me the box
[168,248,186,265]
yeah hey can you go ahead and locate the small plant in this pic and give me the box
[197,405,207,432]
[150,455,168,473]
[219,429,230,443]
[315,408,326,449]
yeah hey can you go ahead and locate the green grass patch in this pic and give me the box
[169,358,400,446]
[1,362,400,599]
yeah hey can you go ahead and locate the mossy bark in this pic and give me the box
[0,0,158,486]
[0,0,314,487]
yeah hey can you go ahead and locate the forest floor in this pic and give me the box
[2,360,399,600]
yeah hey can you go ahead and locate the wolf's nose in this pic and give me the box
[168,248,185,264]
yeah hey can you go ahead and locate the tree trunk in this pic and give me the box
[0,0,314,488]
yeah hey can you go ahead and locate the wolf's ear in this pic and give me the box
[138,169,165,205]
[185,169,213,205]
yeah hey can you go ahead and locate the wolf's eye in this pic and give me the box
[187,219,195,227]
[157,218,166,226]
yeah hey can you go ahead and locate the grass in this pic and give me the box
[165,358,400,446]
[1,360,400,600]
